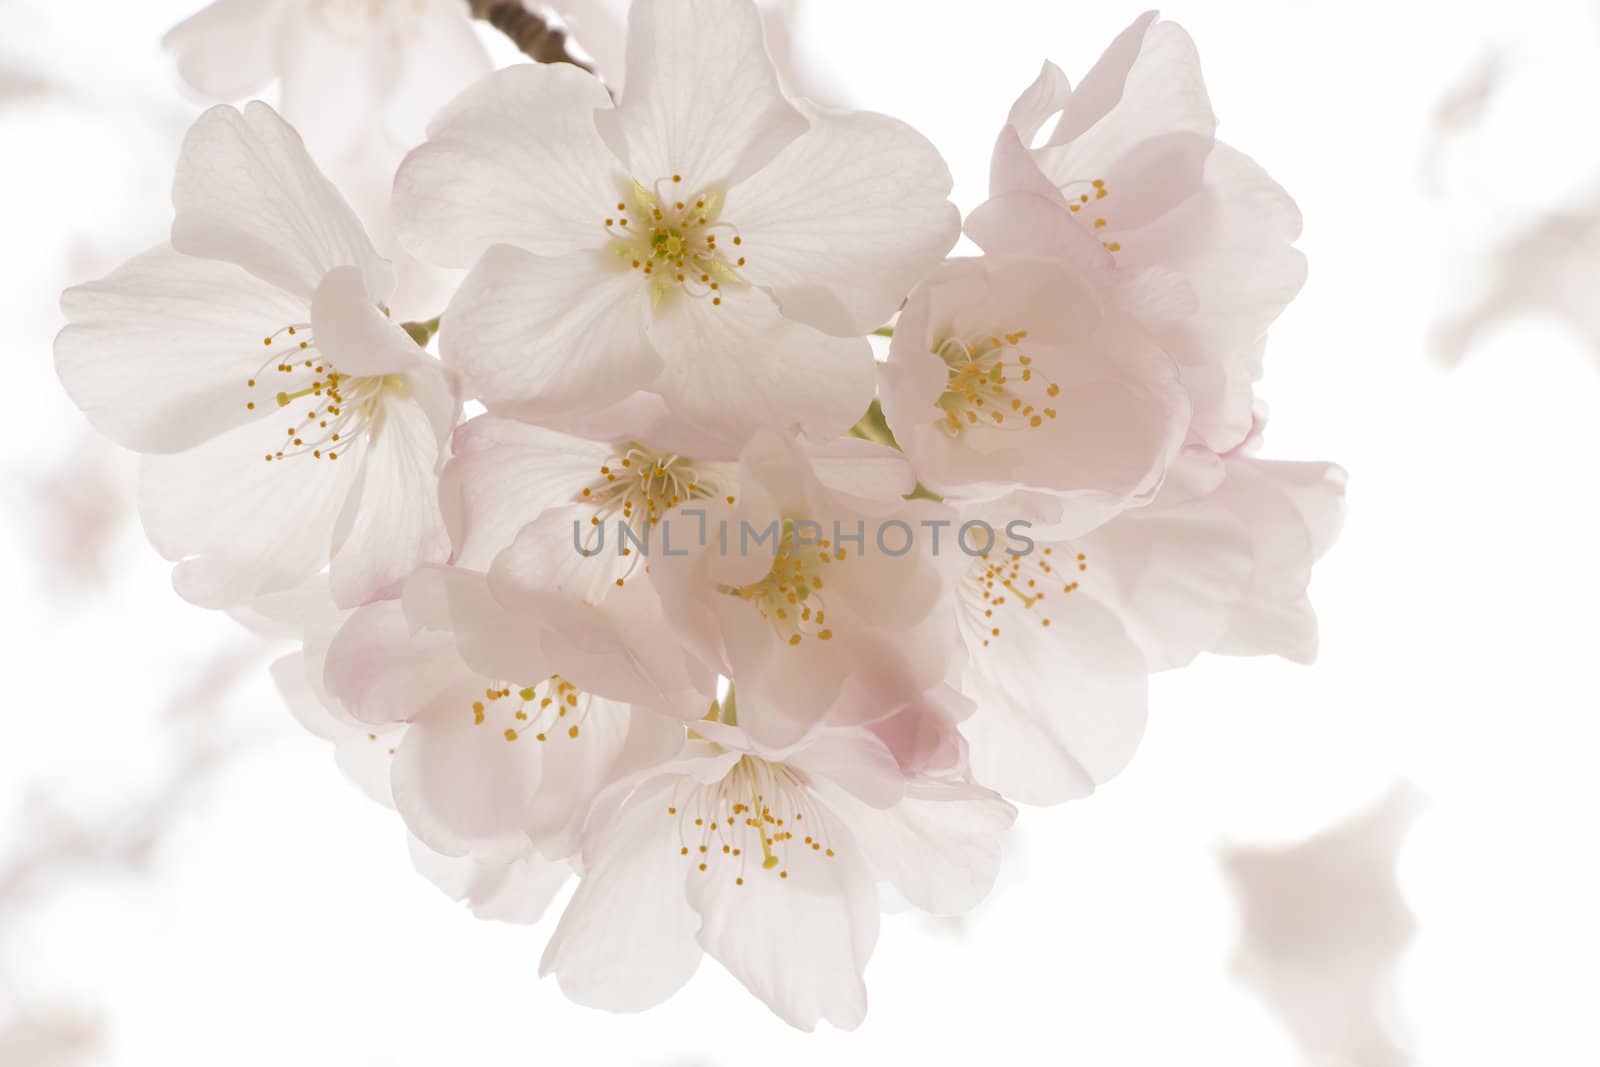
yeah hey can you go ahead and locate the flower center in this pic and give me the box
[604,177,748,308]
[935,329,1061,436]
[719,521,838,646]
[1063,177,1122,253]
[665,755,836,886]
[469,675,592,743]
[572,443,723,587]
[251,325,397,464]
[960,547,1088,648]
[577,443,718,531]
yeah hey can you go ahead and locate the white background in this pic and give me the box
[2,0,1598,1063]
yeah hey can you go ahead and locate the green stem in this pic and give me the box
[401,316,441,347]
[872,326,895,338]
[846,398,900,450]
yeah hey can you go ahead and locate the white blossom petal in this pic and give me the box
[684,799,877,1031]
[138,415,361,607]
[728,104,959,337]
[960,572,1149,805]
[55,244,306,453]
[821,777,1015,915]
[407,837,571,924]
[442,244,661,416]
[171,102,394,302]
[162,0,286,100]
[541,776,705,1011]
[326,388,451,607]
[646,290,873,443]
[391,677,548,861]
[440,417,614,571]
[395,63,623,267]
[606,0,805,190]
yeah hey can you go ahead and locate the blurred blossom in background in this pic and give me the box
[2,0,1597,1063]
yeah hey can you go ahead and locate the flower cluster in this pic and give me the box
[56,1,1343,1030]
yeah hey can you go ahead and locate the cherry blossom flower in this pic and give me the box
[408,835,573,924]
[163,0,491,158]
[394,0,959,441]
[937,530,1150,807]
[541,709,1014,1030]
[606,431,951,749]
[318,565,705,860]
[162,0,498,318]
[55,103,458,609]
[879,253,1189,537]
[966,12,1307,452]
[49,4,1349,1033]
[948,451,1345,804]
[442,400,920,582]
[267,580,573,917]
[1074,452,1348,671]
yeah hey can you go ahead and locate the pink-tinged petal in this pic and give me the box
[308,266,433,378]
[1030,19,1216,228]
[1041,11,1162,148]
[400,564,556,691]
[380,3,492,149]
[533,392,743,460]
[441,417,613,571]
[491,503,633,606]
[442,244,661,416]
[727,104,959,336]
[867,686,973,777]
[606,0,805,190]
[1081,522,1251,671]
[540,775,704,1011]
[960,578,1149,806]
[804,438,917,502]
[274,16,400,157]
[1274,460,1347,562]
[881,255,1188,528]
[488,511,716,712]
[171,102,394,303]
[820,776,1016,916]
[1116,144,1307,449]
[649,432,949,748]
[1005,60,1074,146]
[407,837,571,924]
[712,596,898,749]
[521,700,686,859]
[685,798,877,1031]
[232,576,344,640]
[162,0,286,100]
[785,730,906,809]
[1075,450,1325,671]
[964,190,1114,278]
[139,416,362,608]
[391,676,548,860]
[55,244,306,454]
[1208,458,1347,664]
[328,389,452,608]
[271,649,401,808]
[646,290,873,444]
[394,63,622,267]
[322,599,466,726]
[988,125,1075,206]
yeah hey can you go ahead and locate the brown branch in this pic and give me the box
[467,0,596,74]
